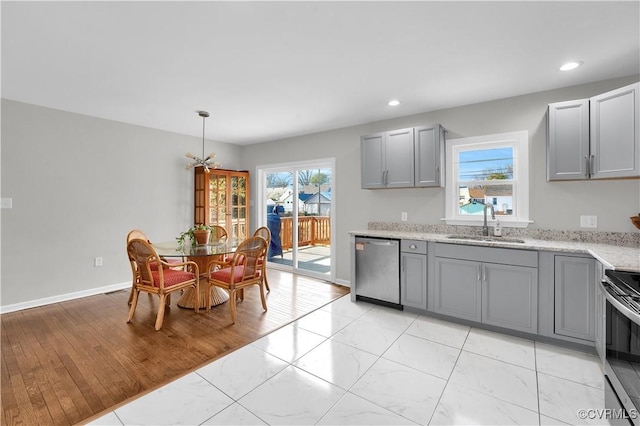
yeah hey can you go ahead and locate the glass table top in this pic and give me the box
[152,240,237,257]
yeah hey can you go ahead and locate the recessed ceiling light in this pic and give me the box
[388,99,400,107]
[559,61,583,71]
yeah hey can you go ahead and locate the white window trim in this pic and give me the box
[444,130,531,228]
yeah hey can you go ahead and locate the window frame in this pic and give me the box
[445,130,531,228]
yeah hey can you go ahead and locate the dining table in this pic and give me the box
[153,239,237,309]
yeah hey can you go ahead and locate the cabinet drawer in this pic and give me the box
[401,240,427,254]
[434,243,537,267]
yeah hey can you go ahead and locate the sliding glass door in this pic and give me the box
[257,159,335,281]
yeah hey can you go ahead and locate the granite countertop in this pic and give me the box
[349,228,640,273]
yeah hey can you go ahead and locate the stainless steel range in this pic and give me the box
[601,269,640,425]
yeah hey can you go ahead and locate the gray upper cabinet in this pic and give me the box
[414,124,445,187]
[590,83,640,179]
[361,133,385,188]
[554,255,596,342]
[361,128,414,188]
[547,99,590,180]
[547,82,640,181]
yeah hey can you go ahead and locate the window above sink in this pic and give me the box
[444,130,532,228]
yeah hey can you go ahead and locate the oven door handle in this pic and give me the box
[601,281,640,326]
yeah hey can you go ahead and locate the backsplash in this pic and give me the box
[368,222,640,248]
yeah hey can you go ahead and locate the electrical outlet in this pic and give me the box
[401,212,408,222]
[580,215,598,228]
[0,198,12,209]
[94,257,103,267]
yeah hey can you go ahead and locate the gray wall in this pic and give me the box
[240,75,640,283]
[1,100,241,307]
[2,75,639,308]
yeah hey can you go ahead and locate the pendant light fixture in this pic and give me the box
[185,110,221,172]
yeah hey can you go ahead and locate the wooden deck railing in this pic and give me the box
[280,216,331,250]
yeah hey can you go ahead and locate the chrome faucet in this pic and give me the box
[482,203,496,236]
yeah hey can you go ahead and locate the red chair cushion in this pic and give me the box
[211,266,260,284]
[151,269,195,287]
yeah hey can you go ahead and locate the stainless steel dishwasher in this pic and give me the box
[354,236,402,309]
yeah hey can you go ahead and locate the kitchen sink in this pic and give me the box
[446,235,526,244]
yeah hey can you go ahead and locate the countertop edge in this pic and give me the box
[349,230,640,272]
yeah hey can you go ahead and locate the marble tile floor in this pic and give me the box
[89,295,607,426]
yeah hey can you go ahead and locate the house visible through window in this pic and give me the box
[445,131,530,228]
[458,146,514,216]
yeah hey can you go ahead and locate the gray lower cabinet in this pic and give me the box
[401,240,428,309]
[431,244,538,333]
[482,263,538,333]
[594,268,607,363]
[554,255,596,341]
[433,257,482,321]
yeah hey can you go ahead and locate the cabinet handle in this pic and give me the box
[585,155,590,178]
[590,154,595,177]
[410,244,417,250]
[482,265,486,282]
[477,265,481,281]
[384,170,389,185]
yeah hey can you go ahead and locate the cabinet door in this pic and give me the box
[590,82,640,179]
[433,257,481,321]
[195,169,250,241]
[554,255,596,341]
[194,167,210,225]
[361,133,386,188]
[385,128,415,188]
[414,125,444,187]
[547,99,590,180]
[228,172,249,240]
[401,252,427,309]
[594,261,606,363]
[482,263,538,333]
[595,280,606,363]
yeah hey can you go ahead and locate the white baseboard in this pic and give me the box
[334,278,350,288]
[1,277,351,314]
[0,281,131,314]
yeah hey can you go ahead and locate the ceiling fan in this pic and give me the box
[185,110,221,172]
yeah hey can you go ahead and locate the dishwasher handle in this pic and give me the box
[364,240,398,247]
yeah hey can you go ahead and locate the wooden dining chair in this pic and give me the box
[125,229,182,304]
[127,238,200,330]
[206,236,268,324]
[253,226,271,292]
[126,229,152,305]
[210,225,228,243]
[207,225,232,266]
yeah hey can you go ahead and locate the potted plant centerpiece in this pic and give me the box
[177,224,214,247]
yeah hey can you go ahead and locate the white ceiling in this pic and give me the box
[2,1,639,145]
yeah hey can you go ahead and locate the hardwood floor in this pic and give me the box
[1,270,349,426]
